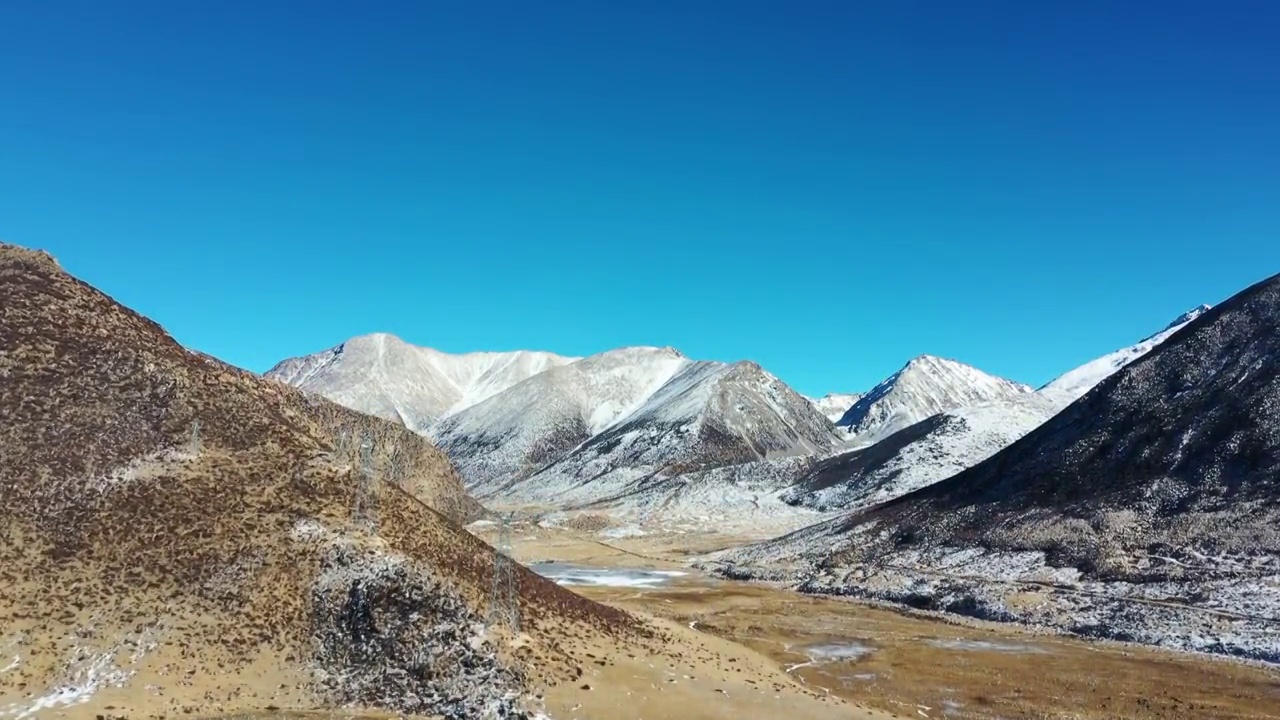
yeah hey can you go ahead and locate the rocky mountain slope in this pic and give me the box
[721,274,1280,664]
[0,244,645,719]
[266,333,575,432]
[835,355,1033,443]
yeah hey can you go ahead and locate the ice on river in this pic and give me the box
[925,637,1049,654]
[527,562,688,588]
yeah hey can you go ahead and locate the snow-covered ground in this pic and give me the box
[711,539,1280,665]
[0,624,162,719]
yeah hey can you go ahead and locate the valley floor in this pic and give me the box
[472,520,1280,720]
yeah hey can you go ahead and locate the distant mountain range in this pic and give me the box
[267,302,1215,530]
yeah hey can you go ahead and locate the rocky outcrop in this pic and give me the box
[310,543,530,719]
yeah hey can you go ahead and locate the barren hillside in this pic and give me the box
[0,244,642,719]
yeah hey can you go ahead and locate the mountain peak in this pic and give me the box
[837,355,1031,441]
[1164,304,1213,331]
[901,354,966,373]
[267,336,577,431]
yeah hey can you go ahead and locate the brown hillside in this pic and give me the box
[0,243,641,719]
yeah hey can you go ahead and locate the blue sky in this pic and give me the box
[2,1,1277,395]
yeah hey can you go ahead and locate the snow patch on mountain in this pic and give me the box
[807,393,863,423]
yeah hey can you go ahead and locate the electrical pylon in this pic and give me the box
[353,430,378,533]
[487,512,520,634]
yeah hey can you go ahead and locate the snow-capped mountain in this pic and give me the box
[265,333,576,431]
[513,360,842,506]
[1038,303,1212,407]
[435,349,841,511]
[835,355,1033,443]
[431,346,691,490]
[807,393,863,423]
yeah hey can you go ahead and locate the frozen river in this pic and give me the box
[526,562,689,588]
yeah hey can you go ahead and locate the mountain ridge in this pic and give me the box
[265,332,578,431]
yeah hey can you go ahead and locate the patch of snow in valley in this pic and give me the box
[801,642,875,662]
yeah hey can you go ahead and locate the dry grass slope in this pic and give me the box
[0,243,647,719]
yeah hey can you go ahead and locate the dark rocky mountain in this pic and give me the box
[852,272,1280,565]
[723,272,1280,663]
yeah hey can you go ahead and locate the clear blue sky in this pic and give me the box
[3,1,1277,395]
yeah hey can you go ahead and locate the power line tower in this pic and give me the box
[353,430,378,533]
[188,420,202,456]
[487,512,520,635]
